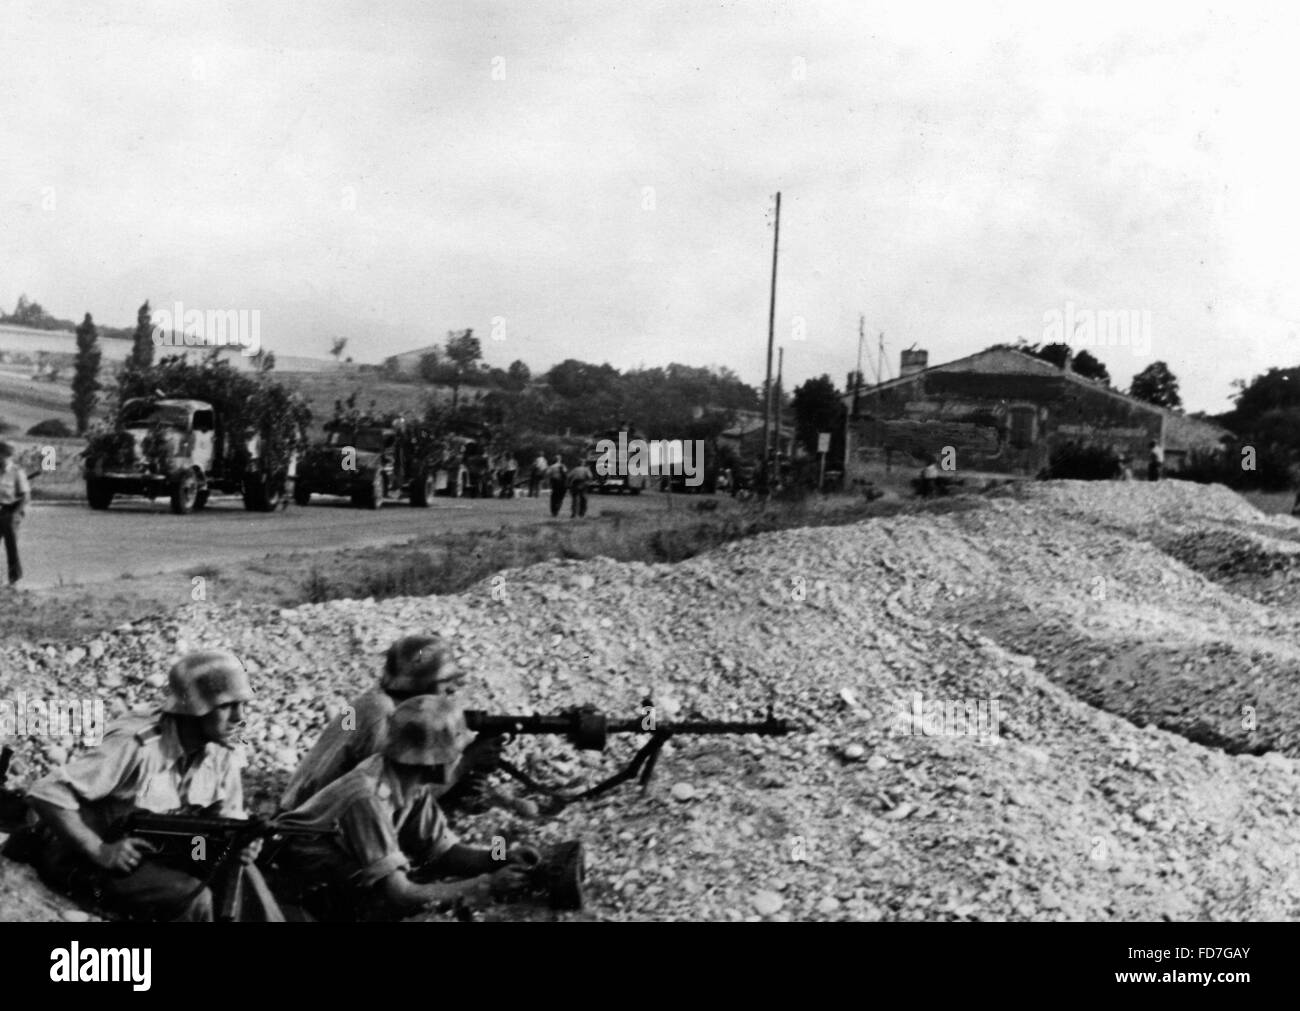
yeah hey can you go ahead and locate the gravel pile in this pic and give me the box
[3,479,1300,921]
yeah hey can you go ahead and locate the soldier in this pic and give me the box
[275,696,537,920]
[528,452,547,498]
[279,634,498,811]
[567,457,592,518]
[0,439,30,588]
[25,650,279,921]
[545,455,568,518]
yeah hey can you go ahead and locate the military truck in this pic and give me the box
[294,420,440,509]
[585,428,649,495]
[83,396,294,514]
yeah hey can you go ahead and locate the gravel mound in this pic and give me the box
[3,480,1300,921]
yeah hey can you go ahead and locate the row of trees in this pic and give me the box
[69,301,158,434]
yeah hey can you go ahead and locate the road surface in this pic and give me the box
[18,490,667,589]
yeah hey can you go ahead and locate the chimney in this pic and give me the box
[899,348,928,379]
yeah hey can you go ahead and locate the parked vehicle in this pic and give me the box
[83,396,295,514]
[294,420,441,509]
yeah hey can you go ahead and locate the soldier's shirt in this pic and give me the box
[27,710,246,837]
[280,686,392,810]
[0,459,30,505]
[277,754,459,889]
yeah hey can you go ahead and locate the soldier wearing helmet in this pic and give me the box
[280,633,500,811]
[276,696,537,919]
[26,650,279,921]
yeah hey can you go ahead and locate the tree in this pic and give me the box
[128,300,154,372]
[444,329,481,409]
[1129,361,1182,409]
[791,375,843,457]
[72,313,102,435]
[1070,349,1111,385]
[330,337,348,364]
[506,359,531,391]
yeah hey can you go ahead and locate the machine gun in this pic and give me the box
[463,704,801,804]
[107,810,334,922]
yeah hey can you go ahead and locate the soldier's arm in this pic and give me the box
[27,726,152,872]
[379,867,495,911]
[28,799,153,873]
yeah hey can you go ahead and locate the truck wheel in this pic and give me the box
[411,472,435,507]
[242,476,283,512]
[358,470,383,510]
[293,483,312,506]
[86,479,113,511]
[171,472,199,515]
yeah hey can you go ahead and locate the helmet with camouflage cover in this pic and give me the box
[380,634,463,694]
[161,650,253,717]
[384,695,474,766]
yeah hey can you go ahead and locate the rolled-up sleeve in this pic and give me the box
[27,732,140,810]
[402,794,460,867]
[339,796,410,888]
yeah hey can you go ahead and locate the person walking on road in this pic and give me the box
[567,459,592,519]
[0,440,30,588]
[499,453,518,499]
[528,453,547,498]
[546,456,568,518]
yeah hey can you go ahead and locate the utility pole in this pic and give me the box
[854,313,865,416]
[775,345,784,470]
[877,331,885,387]
[761,191,781,480]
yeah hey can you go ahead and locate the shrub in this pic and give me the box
[27,418,74,438]
[1043,442,1120,481]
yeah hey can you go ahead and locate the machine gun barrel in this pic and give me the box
[465,707,801,753]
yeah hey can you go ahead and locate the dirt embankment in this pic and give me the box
[2,479,1299,921]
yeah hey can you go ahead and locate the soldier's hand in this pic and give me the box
[94,837,155,874]
[240,838,264,866]
[488,864,531,899]
[507,844,542,869]
[461,735,505,773]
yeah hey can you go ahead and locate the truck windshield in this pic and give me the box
[123,404,191,428]
[329,429,386,453]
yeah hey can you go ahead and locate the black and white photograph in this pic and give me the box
[0,0,1291,986]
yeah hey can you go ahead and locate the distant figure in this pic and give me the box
[1147,440,1164,482]
[499,454,518,499]
[567,459,593,518]
[918,455,940,497]
[546,456,568,518]
[0,440,30,587]
[1116,454,1133,482]
[528,453,547,498]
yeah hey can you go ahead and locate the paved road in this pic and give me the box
[18,490,665,589]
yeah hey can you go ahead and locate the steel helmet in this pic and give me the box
[380,634,463,693]
[161,650,253,717]
[384,696,474,767]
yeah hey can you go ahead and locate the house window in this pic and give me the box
[1008,407,1036,449]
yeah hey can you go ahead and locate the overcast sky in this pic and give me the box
[2,0,1298,413]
